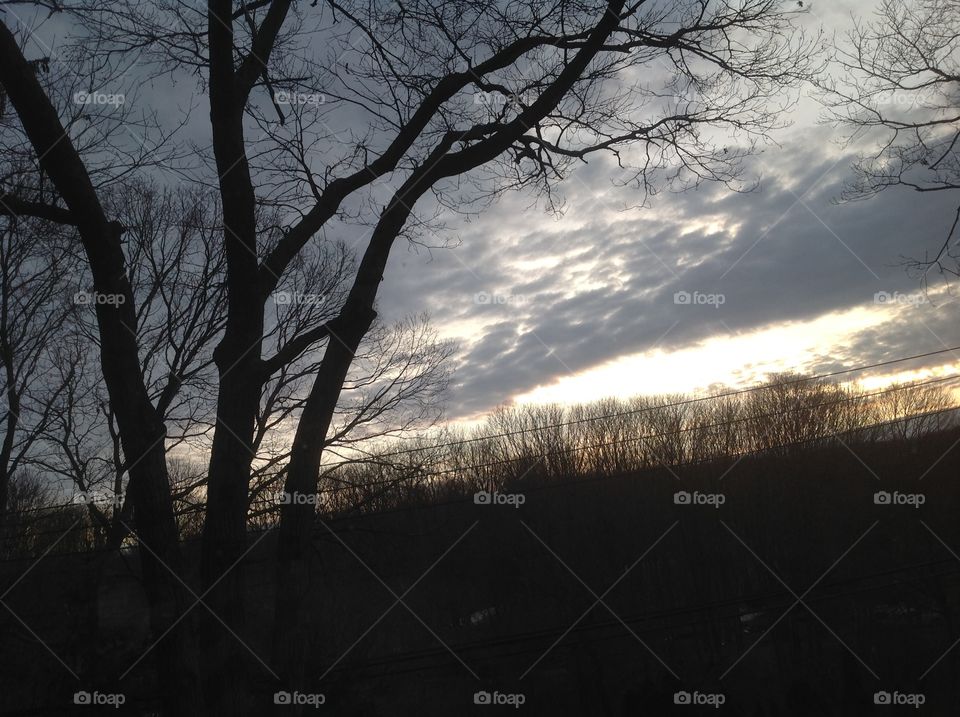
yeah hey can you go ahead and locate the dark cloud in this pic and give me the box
[377,127,960,419]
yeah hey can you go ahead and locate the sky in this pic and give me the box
[11,0,959,430]
[362,0,960,424]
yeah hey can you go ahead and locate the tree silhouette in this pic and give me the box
[0,1,819,713]
[821,0,960,282]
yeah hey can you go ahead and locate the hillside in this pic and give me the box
[2,422,958,715]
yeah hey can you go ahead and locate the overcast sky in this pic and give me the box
[355,0,960,422]
[14,0,958,427]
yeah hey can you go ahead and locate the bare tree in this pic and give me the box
[0,1,819,713]
[318,373,960,518]
[0,468,92,558]
[248,313,454,517]
[0,213,75,527]
[872,379,955,440]
[820,0,960,282]
[28,181,227,547]
[0,24,204,712]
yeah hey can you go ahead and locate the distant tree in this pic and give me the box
[873,379,956,440]
[322,374,960,516]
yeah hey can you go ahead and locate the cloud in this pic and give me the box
[377,124,960,420]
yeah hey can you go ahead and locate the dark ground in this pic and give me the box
[1,428,958,715]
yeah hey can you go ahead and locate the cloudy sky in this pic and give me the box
[13,0,957,428]
[361,0,960,423]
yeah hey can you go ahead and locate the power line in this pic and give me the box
[13,376,960,531]
[8,346,959,520]
[6,372,958,525]
[2,399,958,560]
[357,344,960,460]
[332,375,960,485]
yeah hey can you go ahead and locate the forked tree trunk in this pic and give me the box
[200,4,273,711]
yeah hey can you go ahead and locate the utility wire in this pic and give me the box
[6,371,959,523]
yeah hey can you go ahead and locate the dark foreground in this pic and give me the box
[1,429,958,715]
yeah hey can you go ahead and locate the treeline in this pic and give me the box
[314,374,959,515]
[4,387,960,715]
[2,374,957,554]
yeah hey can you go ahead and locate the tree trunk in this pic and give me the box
[272,307,375,708]
[200,363,264,715]
[270,199,401,702]
[198,2,273,711]
[0,20,203,714]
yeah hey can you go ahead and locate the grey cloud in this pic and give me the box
[377,128,960,419]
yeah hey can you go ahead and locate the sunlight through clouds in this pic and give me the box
[512,305,955,407]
